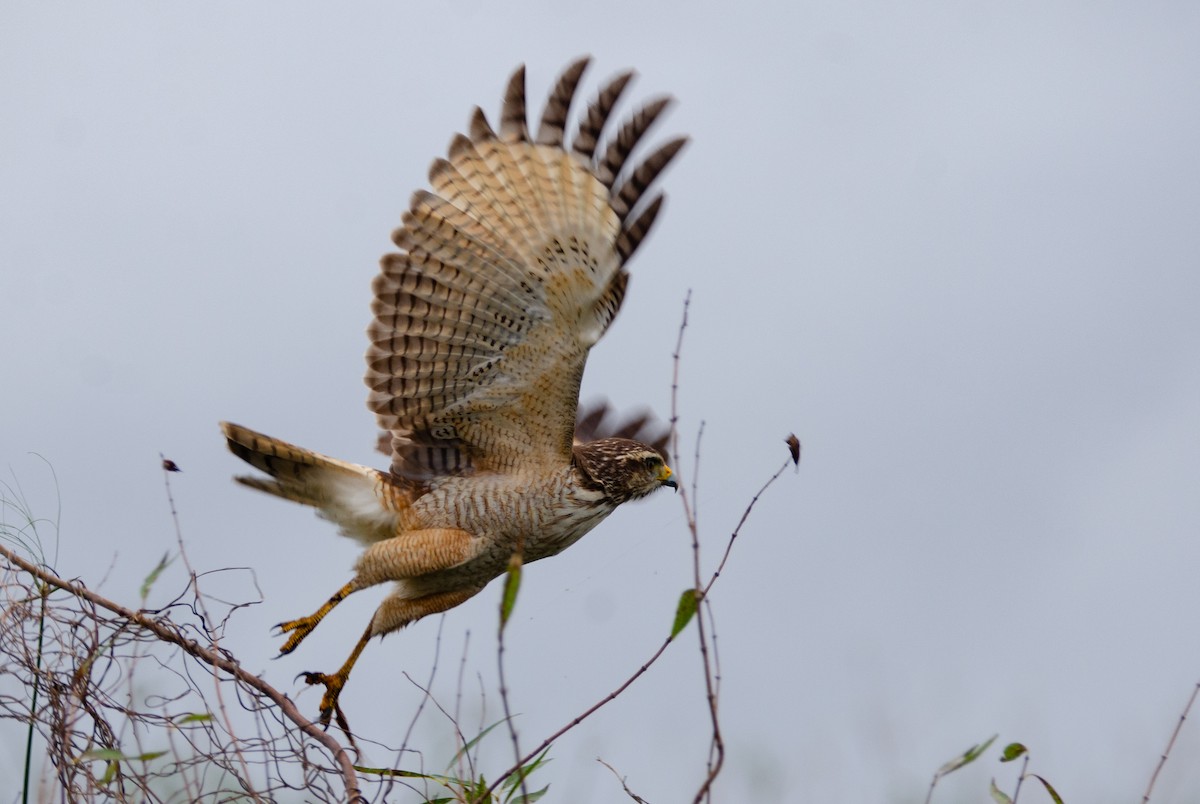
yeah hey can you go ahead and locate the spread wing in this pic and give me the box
[374,399,670,462]
[366,58,685,479]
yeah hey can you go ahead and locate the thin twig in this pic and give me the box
[686,520,722,803]
[3,464,59,804]
[496,549,527,801]
[597,757,650,803]
[160,457,258,798]
[392,615,447,801]
[1012,753,1029,803]
[489,634,675,791]
[666,293,794,802]
[690,420,704,523]
[673,429,723,802]
[668,289,692,467]
[667,293,723,803]
[451,629,475,785]
[399,670,456,743]
[1143,680,1200,803]
[23,569,48,804]
[703,457,792,598]
[701,596,723,779]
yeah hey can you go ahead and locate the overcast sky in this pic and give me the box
[3,3,1199,802]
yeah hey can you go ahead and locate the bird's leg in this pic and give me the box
[298,621,373,740]
[275,527,476,656]
[297,587,485,736]
[276,578,361,655]
[355,528,480,582]
[277,528,478,656]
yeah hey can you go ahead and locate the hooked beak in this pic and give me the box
[659,464,678,492]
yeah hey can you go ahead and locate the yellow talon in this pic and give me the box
[276,615,322,655]
[274,580,359,655]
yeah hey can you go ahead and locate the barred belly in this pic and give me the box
[526,492,615,562]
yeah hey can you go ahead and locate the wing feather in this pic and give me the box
[366,59,682,479]
[499,64,530,142]
[596,96,672,191]
[573,71,634,162]
[536,57,590,147]
[612,136,689,221]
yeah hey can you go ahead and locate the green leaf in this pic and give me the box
[935,734,997,777]
[173,712,213,724]
[354,765,406,776]
[522,748,552,776]
[466,776,490,802]
[79,749,123,762]
[448,719,507,768]
[1030,774,1065,804]
[354,764,446,780]
[671,589,699,638]
[1000,742,1028,762]
[510,784,549,803]
[502,749,552,798]
[139,552,172,601]
[501,767,526,794]
[500,555,522,628]
[79,748,167,762]
[989,778,1014,804]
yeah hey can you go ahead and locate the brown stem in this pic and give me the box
[1143,680,1200,803]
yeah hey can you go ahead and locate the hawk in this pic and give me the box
[220,57,684,729]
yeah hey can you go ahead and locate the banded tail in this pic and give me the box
[220,422,407,543]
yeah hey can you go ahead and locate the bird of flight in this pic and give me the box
[221,56,685,732]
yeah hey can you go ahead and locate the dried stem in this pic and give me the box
[495,549,528,801]
[0,543,363,802]
[489,634,675,791]
[160,457,257,794]
[1012,752,1030,803]
[664,292,794,802]
[670,380,724,801]
[1143,680,1200,803]
[703,457,792,598]
[598,757,650,802]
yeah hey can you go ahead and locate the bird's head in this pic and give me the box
[572,437,676,505]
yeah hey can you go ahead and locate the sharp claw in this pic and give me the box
[276,619,317,655]
[292,671,351,738]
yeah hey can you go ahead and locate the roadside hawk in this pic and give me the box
[221,57,684,730]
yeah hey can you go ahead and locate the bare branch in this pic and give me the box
[0,543,364,802]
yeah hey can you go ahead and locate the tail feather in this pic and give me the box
[220,422,407,543]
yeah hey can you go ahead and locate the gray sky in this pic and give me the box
[3,2,1199,801]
